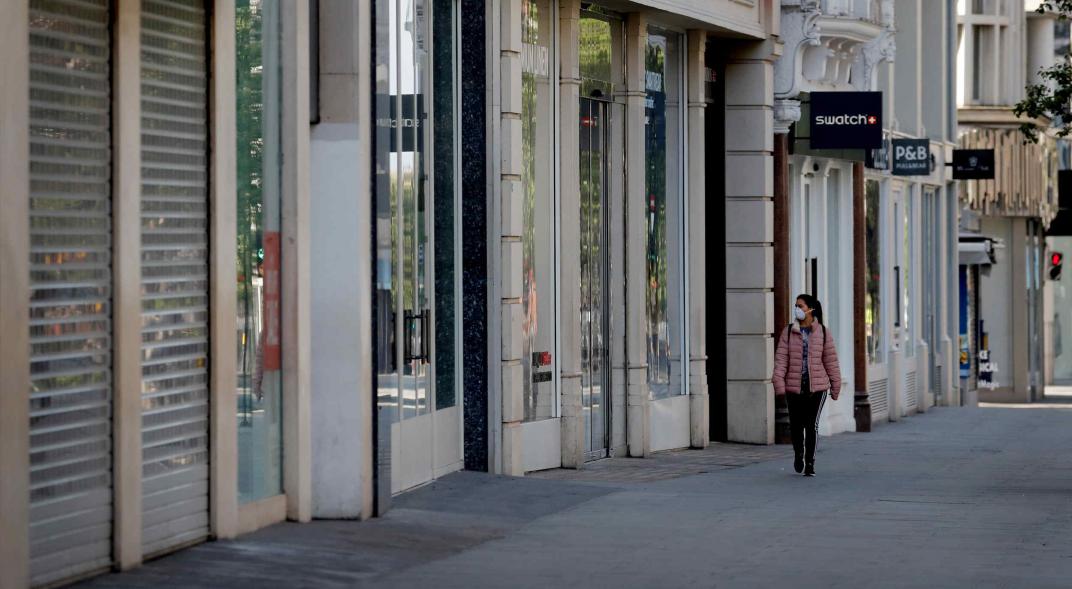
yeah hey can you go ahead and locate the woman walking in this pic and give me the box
[772,294,842,476]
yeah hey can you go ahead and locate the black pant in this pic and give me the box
[787,376,827,463]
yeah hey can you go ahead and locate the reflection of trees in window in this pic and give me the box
[389,168,418,310]
[236,2,264,403]
[865,180,882,364]
[236,0,283,502]
[236,2,262,330]
[579,16,611,95]
[645,36,670,392]
[521,0,554,420]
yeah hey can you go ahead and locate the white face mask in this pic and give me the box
[794,307,807,322]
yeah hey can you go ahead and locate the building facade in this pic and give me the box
[0,1,783,587]
[955,0,1059,404]
[768,0,961,441]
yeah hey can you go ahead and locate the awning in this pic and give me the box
[959,239,995,266]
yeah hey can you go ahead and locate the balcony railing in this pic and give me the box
[820,0,886,24]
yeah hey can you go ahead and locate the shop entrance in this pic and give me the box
[579,96,611,460]
[377,0,463,495]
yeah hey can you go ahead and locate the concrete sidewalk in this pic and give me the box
[78,402,1072,589]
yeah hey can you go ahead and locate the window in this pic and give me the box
[827,170,842,335]
[865,179,883,364]
[645,26,685,399]
[235,0,283,503]
[958,4,1008,106]
[521,0,556,421]
[904,189,914,357]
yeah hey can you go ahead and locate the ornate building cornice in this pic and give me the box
[773,0,896,133]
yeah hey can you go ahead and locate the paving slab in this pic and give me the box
[76,399,1072,589]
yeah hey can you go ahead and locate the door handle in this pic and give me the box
[404,309,430,363]
[403,309,414,363]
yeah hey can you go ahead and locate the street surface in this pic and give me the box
[78,393,1072,589]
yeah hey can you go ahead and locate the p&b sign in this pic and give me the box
[891,138,931,176]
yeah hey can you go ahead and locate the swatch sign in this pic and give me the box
[809,91,883,149]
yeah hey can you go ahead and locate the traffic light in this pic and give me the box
[1050,252,1063,280]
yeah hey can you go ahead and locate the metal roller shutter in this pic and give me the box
[140,0,211,556]
[27,0,114,584]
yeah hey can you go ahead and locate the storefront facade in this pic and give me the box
[1,2,322,586]
[772,0,961,437]
[492,0,781,470]
[955,1,1060,404]
[0,1,784,586]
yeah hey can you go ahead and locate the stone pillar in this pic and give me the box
[559,0,585,468]
[939,183,956,406]
[772,99,796,445]
[1011,217,1031,402]
[686,30,708,448]
[724,41,776,445]
[852,162,872,431]
[309,0,375,517]
[281,0,313,523]
[945,189,960,407]
[500,0,525,476]
[624,13,650,457]
[0,1,30,584]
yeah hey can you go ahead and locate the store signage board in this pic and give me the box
[952,149,995,180]
[891,138,931,176]
[809,91,883,149]
[865,136,890,170]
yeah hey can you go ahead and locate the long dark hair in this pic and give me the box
[795,293,824,326]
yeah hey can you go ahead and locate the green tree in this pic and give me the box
[1015,2,1072,141]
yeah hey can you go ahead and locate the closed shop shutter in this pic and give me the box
[139,0,211,556]
[27,0,114,584]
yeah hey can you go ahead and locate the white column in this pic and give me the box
[559,0,586,467]
[685,30,708,448]
[308,0,375,518]
[282,0,312,522]
[624,13,650,457]
[500,0,526,476]
[113,0,145,564]
[209,0,240,540]
[0,2,30,585]
[724,42,776,444]
[940,183,956,406]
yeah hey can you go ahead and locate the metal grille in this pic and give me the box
[934,364,943,404]
[27,0,114,584]
[140,0,210,556]
[904,371,918,413]
[869,378,889,420]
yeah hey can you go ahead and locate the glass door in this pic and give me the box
[580,96,611,461]
[379,0,462,495]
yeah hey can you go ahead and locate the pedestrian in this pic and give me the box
[772,294,842,476]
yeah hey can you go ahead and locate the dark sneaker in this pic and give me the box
[794,454,804,474]
[804,462,815,477]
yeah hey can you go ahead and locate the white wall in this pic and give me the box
[1048,236,1072,382]
[309,123,369,518]
[978,217,1015,391]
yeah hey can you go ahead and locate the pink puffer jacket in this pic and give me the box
[773,323,842,396]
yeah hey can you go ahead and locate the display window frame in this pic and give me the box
[643,22,689,401]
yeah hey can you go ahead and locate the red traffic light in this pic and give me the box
[1052,252,1064,266]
